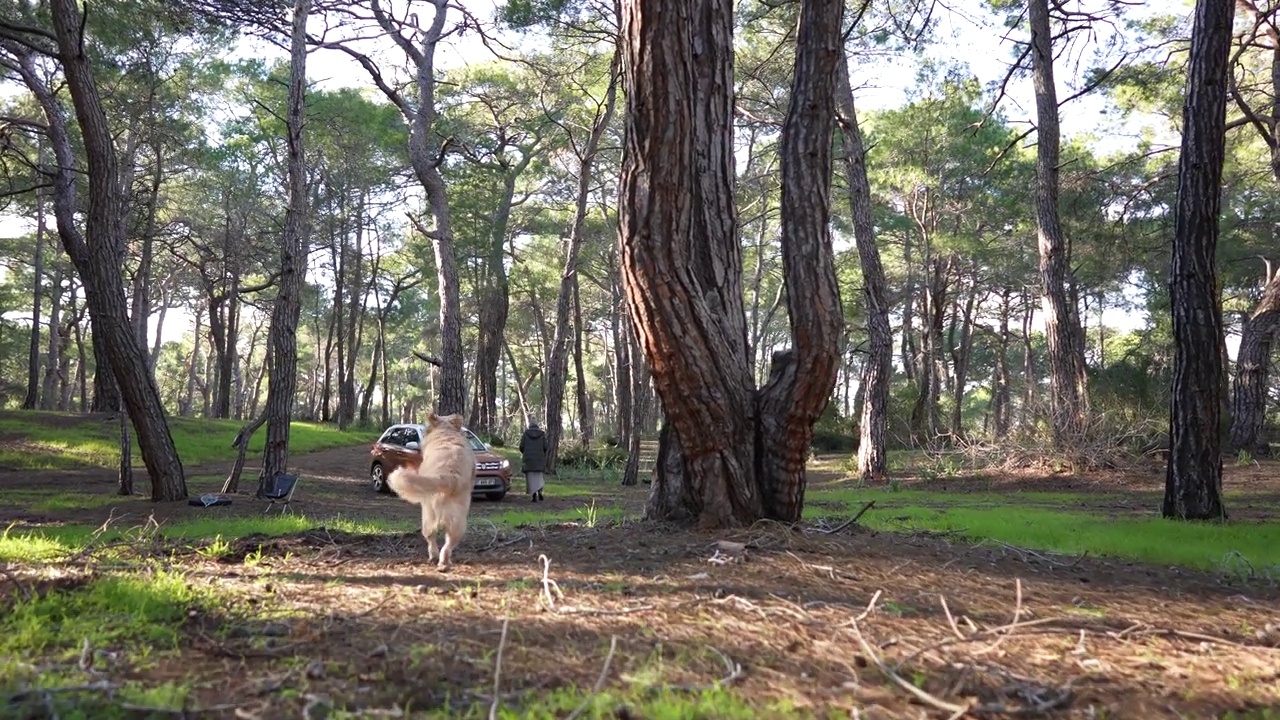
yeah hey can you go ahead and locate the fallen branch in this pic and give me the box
[816,501,876,534]
[538,554,565,610]
[848,618,971,717]
[855,589,883,621]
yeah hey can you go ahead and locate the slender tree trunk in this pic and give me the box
[118,403,132,496]
[835,48,890,482]
[546,53,620,469]
[1165,0,1234,521]
[182,308,203,417]
[23,170,46,410]
[258,0,310,495]
[1030,0,1089,448]
[572,277,594,449]
[1020,292,1036,432]
[470,178,515,437]
[41,267,62,410]
[991,289,1013,438]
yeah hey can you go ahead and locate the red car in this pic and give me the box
[369,422,512,501]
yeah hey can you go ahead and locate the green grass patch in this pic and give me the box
[1,570,209,658]
[426,686,799,719]
[0,514,406,563]
[0,410,365,471]
[814,496,1280,573]
[490,500,632,529]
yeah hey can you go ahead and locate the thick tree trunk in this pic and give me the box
[258,0,310,495]
[622,0,841,525]
[835,49,890,482]
[1164,0,1233,521]
[621,0,759,527]
[28,2,186,499]
[1029,0,1089,448]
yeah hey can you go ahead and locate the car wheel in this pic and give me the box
[371,463,389,494]
[486,491,506,502]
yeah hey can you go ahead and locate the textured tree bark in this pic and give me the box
[257,0,310,495]
[1165,0,1234,521]
[754,0,846,521]
[835,49,890,482]
[621,0,759,527]
[1029,0,1090,449]
[28,0,187,499]
[621,0,842,526]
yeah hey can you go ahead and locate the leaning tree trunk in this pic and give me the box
[621,0,842,526]
[1029,0,1089,450]
[26,1,187,500]
[835,48,890,482]
[258,0,310,495]
[1165,0,1233,521]
[755,0,845,519]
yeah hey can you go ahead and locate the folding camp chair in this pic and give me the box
[261,472,300,514]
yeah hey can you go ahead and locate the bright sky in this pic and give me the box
[1,0,1185,346]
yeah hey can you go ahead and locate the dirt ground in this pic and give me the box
[3,448,1280,717]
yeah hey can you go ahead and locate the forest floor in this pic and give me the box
[2,439,1280,718]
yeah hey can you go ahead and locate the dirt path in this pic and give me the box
[1,444,626,529]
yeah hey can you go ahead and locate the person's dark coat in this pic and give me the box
[519,425,548,473]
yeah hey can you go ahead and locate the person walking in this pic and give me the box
[519,420,548,502]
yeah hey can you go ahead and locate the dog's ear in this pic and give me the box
[448,414,464,429]
[427,412,440,427]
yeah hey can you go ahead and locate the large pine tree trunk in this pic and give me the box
[258,0,310,495]
[1029,0,1089,449]
[835,51,890,482]
[621,0,841,526]
[621,0,759,526]
[1165,0,1233,521]
[26,1,186,500]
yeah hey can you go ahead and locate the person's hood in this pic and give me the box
[525,427,544,439]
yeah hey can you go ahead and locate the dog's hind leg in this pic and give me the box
[421,505,439,563]
[436,513,467,572]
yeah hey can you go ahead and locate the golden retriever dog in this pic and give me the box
[386,412,476,571]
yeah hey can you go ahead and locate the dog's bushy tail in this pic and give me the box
[387,466,456,504]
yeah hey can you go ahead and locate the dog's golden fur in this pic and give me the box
[386,412,476,571]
